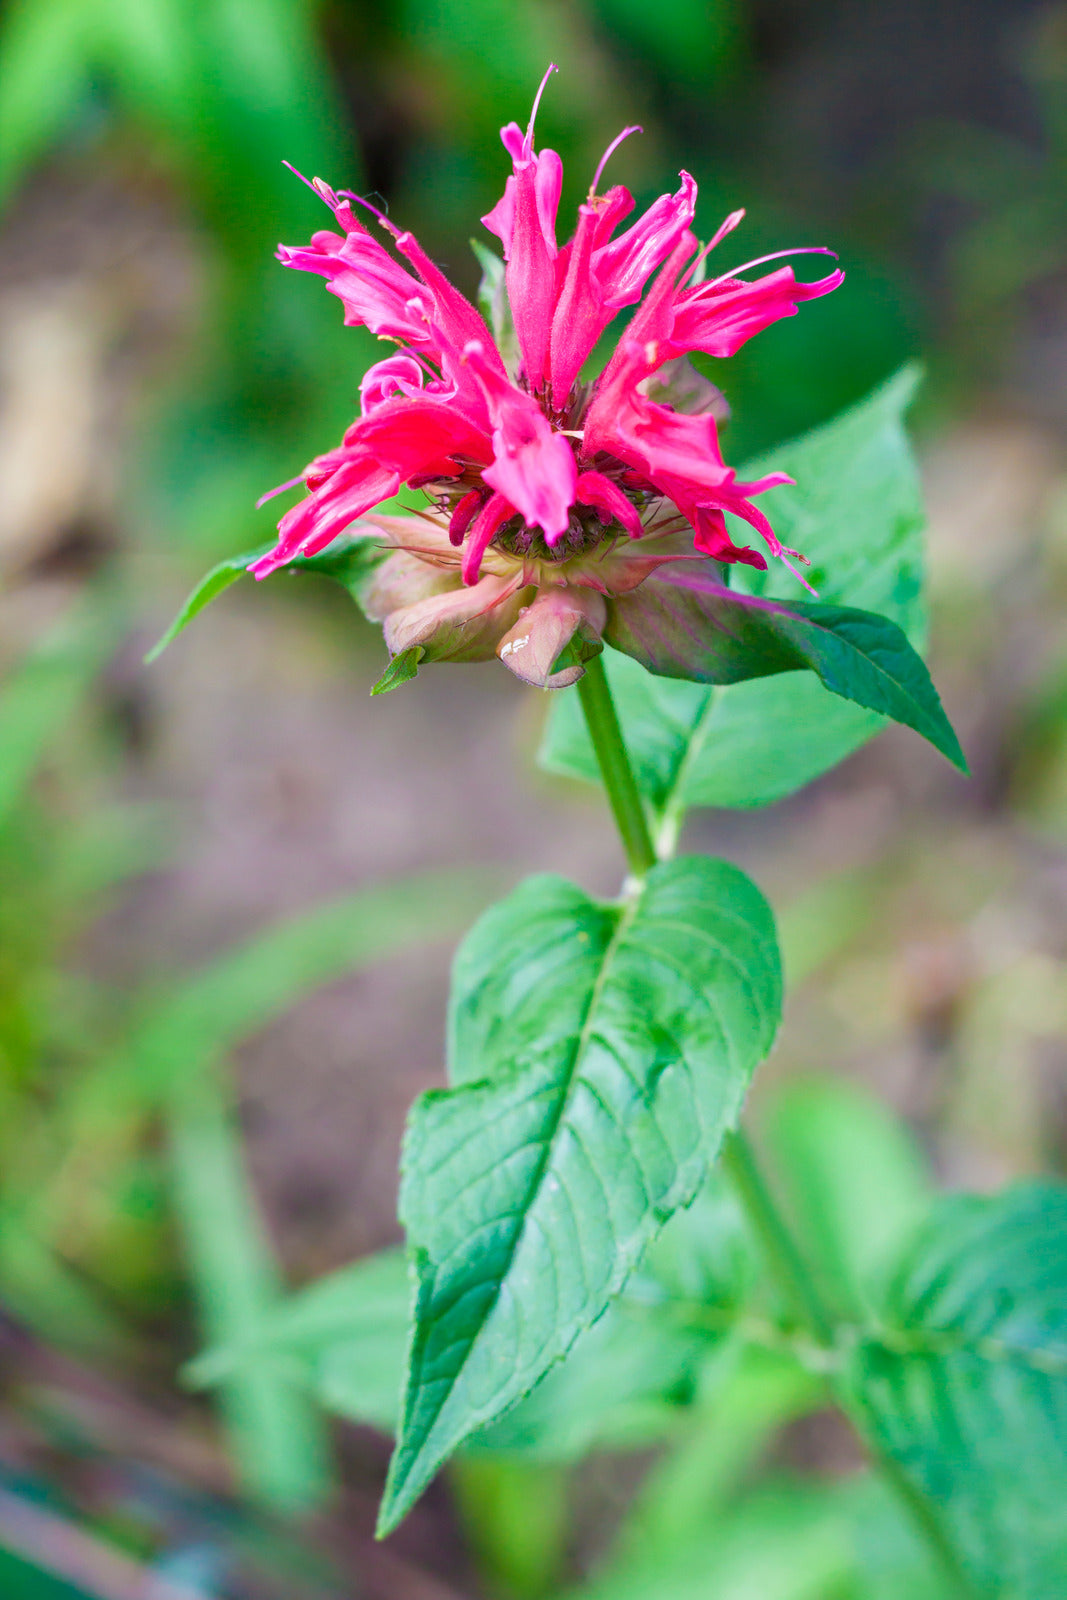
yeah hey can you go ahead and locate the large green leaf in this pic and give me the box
[602,574,963,770]
[848,1184,1067,1599]
[541,366,927,811]
[378,856,782,1532]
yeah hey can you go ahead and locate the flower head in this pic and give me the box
[252,68,843,687]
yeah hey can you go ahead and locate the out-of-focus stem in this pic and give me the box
[719,1128,835,1348]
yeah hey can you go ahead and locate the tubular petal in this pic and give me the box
[575,470,644,539]
[461,492,516,585]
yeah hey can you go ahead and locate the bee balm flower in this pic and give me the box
[253,67,843,688]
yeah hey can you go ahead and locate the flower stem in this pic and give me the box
[576,654,657,878]
[574,655,971,1592]
[719,1128,835,1348]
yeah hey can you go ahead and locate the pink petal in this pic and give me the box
[461,492,515,585]
[464,342,577,543]
[249,459,401,577]
[501,151,560,387]
[548,203,605,409]
[252,396,493,578]
[360,353,425,414]
[670,263,845,359]
[592,171,698,311]
[575,470,643,539]
[448,487,487,546]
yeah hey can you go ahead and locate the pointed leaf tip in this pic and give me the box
[144,546,270,664]
[604,577,968,774]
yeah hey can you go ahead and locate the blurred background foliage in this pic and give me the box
[0,0,1065,1595]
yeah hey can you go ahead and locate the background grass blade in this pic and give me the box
[168,1066,332,1515]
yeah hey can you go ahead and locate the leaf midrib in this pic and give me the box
[862,1320,1067,1378]
[399,881,647,1475]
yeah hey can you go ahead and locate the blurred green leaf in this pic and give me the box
[566,1482,856,1600]
[848,1183,1067,1599]
[616,1344,822,1562]
[541,367,927,815]
[451,1456,569,1600]
[168,1068,332,1514]
[0,1208,127,1358]
[186,1246,410,1435]
[760,1079,932,1320]
[0,0,96,208]
[468,1294,711,1462]
[0,606,112,830]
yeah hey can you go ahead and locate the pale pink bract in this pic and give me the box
[251,67,843,684]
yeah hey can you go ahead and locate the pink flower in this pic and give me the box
[252,67,843,683]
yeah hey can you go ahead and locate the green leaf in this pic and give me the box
[145,531,388,661]
[603,574,965,771]
[186,1247,411,1436]
[191,1179,752,1469]
[541,366,928,811]
[379,855,782,1533]
[189,1245,713,1460]
[568,1482,857,1600]
[848,1183,1067,1599]
[145,544,264,662]
[760,1078,933,1319]
[370,646,425,695]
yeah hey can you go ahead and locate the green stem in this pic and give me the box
[719,1128,835,1348]
[576,654,657,877]
[574,654,970,1591]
